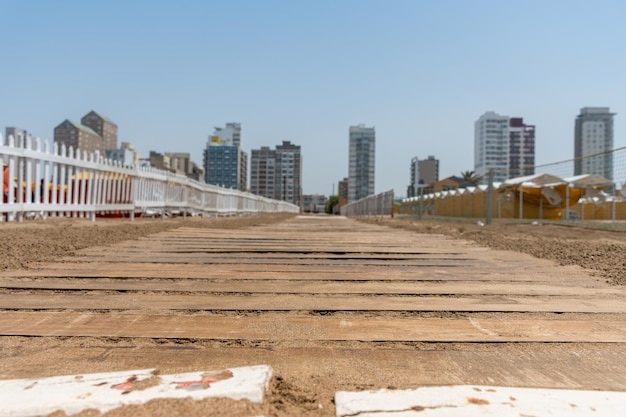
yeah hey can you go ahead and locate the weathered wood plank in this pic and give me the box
[0,312,624,342]
[0,277,619,296]
[0,262,590,284]
[0,293,624,313]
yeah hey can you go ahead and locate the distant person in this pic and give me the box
[3,164,8,202]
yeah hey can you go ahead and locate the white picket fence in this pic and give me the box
[1,135,299,222]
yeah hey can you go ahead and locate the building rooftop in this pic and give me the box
[56,119,99,136]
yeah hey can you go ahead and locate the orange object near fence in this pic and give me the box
[3,165,8,193]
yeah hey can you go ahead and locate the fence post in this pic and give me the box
[486,169,494,225]
[519,184,523,220]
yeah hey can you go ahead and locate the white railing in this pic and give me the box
[1,135,299,221]
[341,190,394,217]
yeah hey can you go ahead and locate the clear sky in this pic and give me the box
[1,0,624,197]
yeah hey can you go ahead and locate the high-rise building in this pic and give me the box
[250,141,302,206]
[407,155,439,197]
[54,111,118,156]
[348,124,375,202]
[574,107,615,180]
[508,118,535,178]
[250,146,277,199]
[474,112,535,183]
[276,140,302,206]
[204,123,247,190]
[475,112,509,183]
[213,122,242,147]
[204,136,247,189]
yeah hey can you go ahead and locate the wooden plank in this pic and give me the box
[335,385,626,417]
[69,256,477,266]
[0,365,272,416]
[76,250,477,260]
[0,277,620,296]
[0,311,624,342]
[84,240,477,253]
[0,262,590,283]
[0,293,624,313]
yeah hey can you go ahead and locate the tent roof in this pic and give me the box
[500,173,565,188]
[563,174,613,187]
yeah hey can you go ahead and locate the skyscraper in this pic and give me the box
[407,155,439,197]
[474,112,535,183]
[574,107,615,180]
[204,123,247,190]
[213,122,241,147]
[508,118,535,178]
[348,125,375,202]
[250,141,302,206]
[250,146,277,199]
[276,141,302,206]
[474,112,509,183]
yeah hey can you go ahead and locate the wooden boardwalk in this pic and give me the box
[1,215,625,393]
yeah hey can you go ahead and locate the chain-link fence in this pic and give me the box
[400,147,626,226]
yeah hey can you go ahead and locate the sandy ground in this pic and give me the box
[0,213,625,417]
[360,216,626,286]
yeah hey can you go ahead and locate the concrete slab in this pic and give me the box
[0,365,272,417]
[335,385,626,417]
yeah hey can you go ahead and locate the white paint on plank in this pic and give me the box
[0,365,272,417]
[335,385,626,416]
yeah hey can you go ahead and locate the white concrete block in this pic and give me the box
[0,364,272,417]
[335,385,626,417]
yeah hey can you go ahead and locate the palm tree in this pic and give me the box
[460,170,480,187]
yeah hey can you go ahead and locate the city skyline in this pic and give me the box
[1,1,624,196]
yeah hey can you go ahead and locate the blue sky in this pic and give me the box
[1,0,624,196]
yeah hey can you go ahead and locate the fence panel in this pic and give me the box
[400,147,626,225]
[341,190,394,217]
[1,135,298,222]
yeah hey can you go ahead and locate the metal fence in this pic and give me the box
[1,134,299,222]
[341,190,394,217]
[400,147,626,224]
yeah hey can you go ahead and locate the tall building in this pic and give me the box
[81,111,118,151]
[250,141,302,206]
[213,122,242,147]
[276,140,302,206]
[204,136,247,189]
[54,111,118,156]
[407,155,439,197]
[474,112,535,183]
[204,123,247,190]
[250,146,277,199]
[5,127,33,147]
[574,107,615,180]
[474,112,509,183]
[348,124,375,202]
[508,118,535,178]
